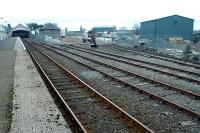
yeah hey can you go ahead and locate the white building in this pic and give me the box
[0,25,7,40]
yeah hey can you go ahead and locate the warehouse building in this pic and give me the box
[140,15,194,41]
[39,23,60,39]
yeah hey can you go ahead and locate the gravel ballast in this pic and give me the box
[37,44,200,133]
[55,46,200,95]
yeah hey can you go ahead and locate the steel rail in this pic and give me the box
[40,43,200,100]
[24,42,87,133]
[33,42,200,120]
[129,46,200,65]
[23,39,154,133]
[62,44,200,77]
[28,38,200,83]
[58,44,200,84]
[109,45,200,69]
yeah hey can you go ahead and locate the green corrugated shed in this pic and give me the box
[141,15,194,41]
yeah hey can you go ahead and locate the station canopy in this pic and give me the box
[12,24,30,32]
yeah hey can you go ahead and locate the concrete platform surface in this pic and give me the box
[0,37,17,133]
[10,37,71,133]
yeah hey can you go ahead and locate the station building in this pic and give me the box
[12,24,30,38]
[140,15,194,41]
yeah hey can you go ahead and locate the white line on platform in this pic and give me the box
[21,40,26,50]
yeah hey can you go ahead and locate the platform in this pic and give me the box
[10,37,71,133]
[0,37,17,132]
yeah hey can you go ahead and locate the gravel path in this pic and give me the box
[37,45,200,133]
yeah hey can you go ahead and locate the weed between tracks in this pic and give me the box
[4,83,14,132]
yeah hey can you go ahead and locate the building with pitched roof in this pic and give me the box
[39,23,61,39]
[12,24,30,38]
[140,15,194,41]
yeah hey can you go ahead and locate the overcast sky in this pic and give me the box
[0,0,199,30]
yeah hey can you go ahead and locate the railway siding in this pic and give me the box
[109,45,200,69]
[24,39,200,132]
[23,39,153,133]
[43,44,200,97]
[62,45,200,77]
[37,42,200,117]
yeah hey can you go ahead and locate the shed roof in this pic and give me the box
[12,24,30,32]
[91,26,116,32]
[40,23,60,30]
[141,15,194,23]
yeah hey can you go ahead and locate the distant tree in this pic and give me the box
[132,23,140,35]
[132,23,140,30]
[26,23,37,31]
[38,24,43,29]
[82,28,86,32]
[52,23,58,27]
[182,45,193,60]
[26,23,43,34]
[119,26,128,30]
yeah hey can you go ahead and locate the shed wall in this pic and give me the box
[141,16,194,41]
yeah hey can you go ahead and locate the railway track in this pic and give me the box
[58,44,200,84]
[23,39,153,133]
[108,45,200,69]
[31,41,200,116]
[128,46,200,66]
[24,38,200,115]
[23,39,200,132]
[36,43,200,98]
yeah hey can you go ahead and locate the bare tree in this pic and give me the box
[132,23,140,30]
[132,23,140,35]
[119,26,128,30]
